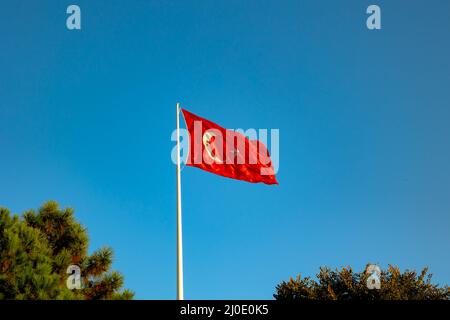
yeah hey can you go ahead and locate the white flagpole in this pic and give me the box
[176,102,184,300]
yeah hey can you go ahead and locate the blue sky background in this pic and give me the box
[1,0,449,299]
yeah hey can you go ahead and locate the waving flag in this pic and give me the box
[174,104,278,300]
[181,108,278,185]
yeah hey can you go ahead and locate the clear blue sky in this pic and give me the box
[1,1,449,299]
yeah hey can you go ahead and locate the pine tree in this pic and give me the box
[0,201,133,300]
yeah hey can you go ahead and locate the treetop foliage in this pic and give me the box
[274,265,449,300]
[0,201,133,300]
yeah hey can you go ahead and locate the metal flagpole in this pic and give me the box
[176,102,184,300]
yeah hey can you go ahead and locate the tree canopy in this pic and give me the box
[0,201,133,300]
[274,265,449,300]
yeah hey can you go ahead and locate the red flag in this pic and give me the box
[181,109,278,185]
